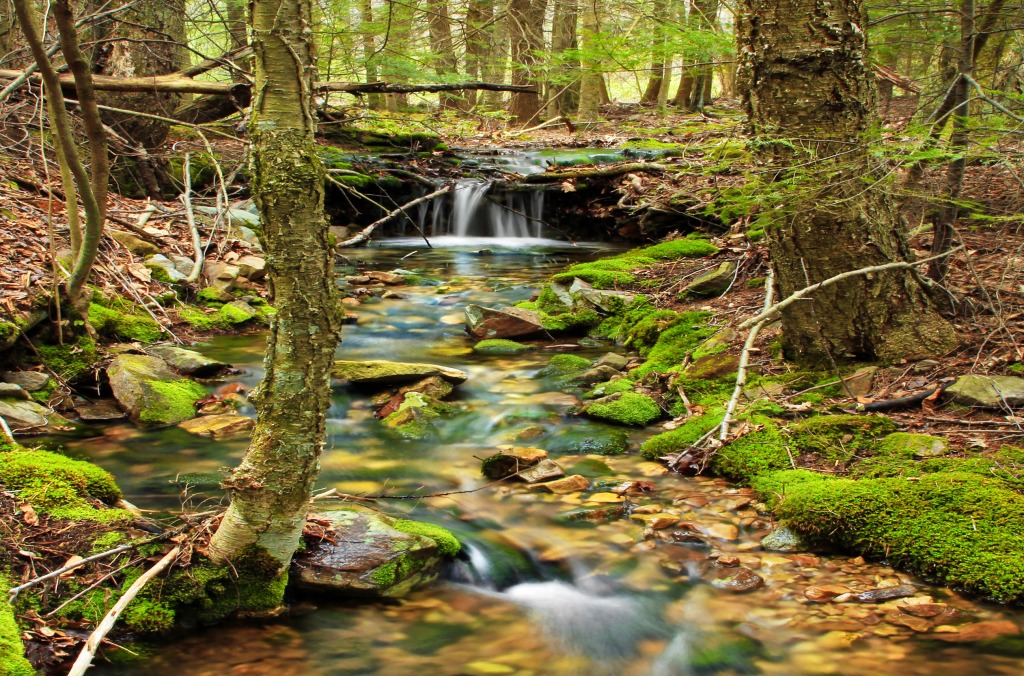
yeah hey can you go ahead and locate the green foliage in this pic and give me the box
[584,392,661,426]
[392,519,461,556]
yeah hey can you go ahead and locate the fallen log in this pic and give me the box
[519,162,672,184]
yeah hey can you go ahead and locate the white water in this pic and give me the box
[416,178,547,238]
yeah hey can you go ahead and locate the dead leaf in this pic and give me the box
[19,502,38,526]
[58,556,84,579]
[560,181,576,193]
[921,386,943,414]
[125,263,151,282]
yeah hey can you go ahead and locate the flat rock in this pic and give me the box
[292,506,444,598]
[804,585,851,602]
[595,352,629,370]
[481,447,548,479]
[110,230,160,257]
[3,371,50,392]
[179,413,254,438]
[568,278,639,312]
[0,383,29,400]
[857,584,918,603]
[542,474,590,493]
[147,345,229,377]
[709,566,764,593]
[706,523,739,540]
[333,360,468,385]
[516,458,565,483]
[945,375,1024,408]
[73,399,126,422]
[235,254,266,282]
[366,271,405,285]
[0,398,77,435]
[465,305,545,340]
[931,620,1020,643]
[107,354,205,426]
[684,261,737,297]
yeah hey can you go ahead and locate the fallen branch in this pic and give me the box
[67,546,181,676]
[738,246,966,330]
[520,162,671,184]
[719,269,775,441]
[856,387,941,412]
[337,186,450,248]
[180,154,204,283]
[8,543,136,600]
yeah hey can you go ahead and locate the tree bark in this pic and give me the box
[208,0,344,576]
[738,0,956,362]
[508,0,546,125]
[578,0,603,119]
[360,0,383,109]
[427,0,463,109]
[641,0,669,104]
[547,0,580,116]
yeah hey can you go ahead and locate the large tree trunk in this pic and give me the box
[208,0,344,578]
[547,0,580,116]
[508,0,546,125]
[738,0,956,362]
[577,0,603,119]
[426,0,463,109]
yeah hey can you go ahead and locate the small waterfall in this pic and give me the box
[413,179,548,239]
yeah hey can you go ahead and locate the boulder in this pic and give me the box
[945,375,1024,409]
[220,300,259,324]
[761,526,811,553]
[107,354,206,426]
[3,371,51,392]
[580,392,661,426]
[683,261,737,298]
[168,254,196,277]
[144,254,187,283]
[235,254,267,282]
[179,413,254,438]
[202,261,241,291]
[147,346,229,377]
[568,278,639,312]
[0,383,29,400]
[292,506,452,598]
[594,353,629,370]
[0,399,77,435]
[572,365,622,386]
[333,360,468,385]
[110,230,160,258]
[465,305,545,340]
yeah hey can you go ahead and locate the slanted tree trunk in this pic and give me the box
[508,0,546,125]
[208,0,344,578]
[738,0,956,362]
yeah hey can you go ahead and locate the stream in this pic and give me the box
[51,148,1024,674]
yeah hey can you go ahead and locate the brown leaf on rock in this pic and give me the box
[19,502,38,526]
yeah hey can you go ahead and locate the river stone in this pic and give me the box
[0,383,29,400]
[945,375,1024,408]
[110,230,160,258]
[571,365,623,386]
[595,352,629,370]
[709,566,764,593]
[235,254,266,282]
[179,413,254,438]
[396,376,454,401]
[203,260,241,291]
[293,506,443,598]
[3,371,50,392]
[568,278,639,312]
[73,399,126,422]
[147,345,229,377]
[541,474,590,494]
[516,458,565,483]
[684,261,738,298]
[0,399,77,435]
[366,271,405,285]
[333,360,468,385]
[857,584,918,603]
[761,526,811,553]
[144,254,187,282]
[107,354,206,426]
[931,620,1021,643]
[544,425,631,456]
[481,447,548,479]
[465,305,545,340]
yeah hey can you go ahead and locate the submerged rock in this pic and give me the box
[107,354,206,426]
[544,425,631,456]
[760,526,811,553]
[709,566,764,593]
[147,345,229,377]
[945,375,1024,409]
[293,505,459,598]
[333,360,468,385]
[465,305,545,339]
[481,446,548,479]
[0,398,77,435]
[178,413,254,438]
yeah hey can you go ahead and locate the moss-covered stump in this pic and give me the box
[107,353,207,426]
[292,505,459,598]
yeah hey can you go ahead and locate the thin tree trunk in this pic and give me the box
[547,0,579,116]
[427,0,463,109]
[508,0,547,125]
[641,0,668,103]
[360,0,383,109]
[208,0,344,576]
[578,0,603,118]
[739,0,956,362]
[383,0,414,111]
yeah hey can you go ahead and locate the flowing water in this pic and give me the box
[64,239,1024,675]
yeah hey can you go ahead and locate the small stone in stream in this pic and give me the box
[564,504,627,523]
[481,447,548,479]
[706,523,739,540]
[630,513,678,529]
[516,459,565,483]
[2,371,50,392]
[671,531,711,548]
[899,603,948,618]
[341,297,360,307]
[147,345,229,377]
[709,567,764,593]
[586,492,626,503]
[804,585,852,603]
[717,555,740,567]
[542,474,589,494]
[179,413,254,438]
[931,620,1021,643]
[510,425,545,441]
[595,352,629,370]
[0,383,29,400]
[681,496,708,508]
[728,497,754,511]
[366,271,405,285]
[791,554,821,567]
[465,305,545,340]
[397,376,454,401]
[381,290,405,300]
[856,584,917,603]
[886,612,933,633]
[760,526,811,553]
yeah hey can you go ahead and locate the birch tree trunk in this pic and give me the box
[208,0,344,579]
[738,0,956,362]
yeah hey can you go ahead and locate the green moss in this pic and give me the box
[583,392,661,426]
[196,287,233,304]
[710,418,790,482]
[392,519,461,556]
[0,578,31,676]
[0,448,128,522]
[473,339,533,355]
[35,335,100,382]
[585,378,635,399]
[537,308,602,333]
[634,238,719,261]
[371,559,398,587]
[88,303,164,342]
[641,410,725,459]
[178,306,220,331]
[0,321,19,344]
[30,378,57,405]
[91,531,128,553]
[217,303,257,326]
[124,599,175,633]
[138,379,206,426]
[537,354,591,378]
[765,471,1024,602]
[747,277,766,289]
[788,414,897,463]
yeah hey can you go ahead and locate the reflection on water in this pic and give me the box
[67,241,1023,675]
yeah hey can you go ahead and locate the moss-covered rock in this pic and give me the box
[551,238,719,289]
[333,360,469,385]
[641,410,725,459]
[34,335,101,382]
[472,339,533,355]
[581,392,661,426]
[710,418,790,482]
[875,432,949,459]
[88,303,165,342]
[0,447,127,522]
[545,424,631,455]
[0,398,79,436]
[536,354,591,379]
[788,414,897,463]
[0,579,32,676]
[107,353,206,426]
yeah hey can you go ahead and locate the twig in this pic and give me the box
[67,546,181,676]
[8,543,136,600]
[180,154,204,283]
[44,556,143,618]
[738,246,966,330]
[719,269,775,441]
[337,186,449,248]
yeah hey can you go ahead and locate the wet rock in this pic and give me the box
[931,620,1020,643]
[144,254,187,282]
[899,603,948,618]
[595,352,629,370]
[332,360,468,385]
[365,271,405,285]
[886,612,933,633]
[381,290,405,300]
[73,399,126,421]
[0,383,29,400]
[107,353,206,426]
[464,305,545,340]
[684,261,737,298]
[804,585,851,602]
[671,531,711,548]
[381,404,437,440]
[706,523,739,541]
[709,566,764,593]
[564,504,627,523]
[235,254,266,282]
[396,376,454,401]
[544,425,631,456]
[541,474,589,494]
[179,413,254,438]
[630,513,678,529]
[945,375,1024,408]
[110,230,160,257]
[2,371,50,392]
[517,459,566,483]
[147,345,229,377]
[292,505,448,598]
[481,447,548,479]
[760,526,811,553]
[856,584,918,603]
[717,554,740,567]
[0,398,77,435]
[203,260,241,291]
